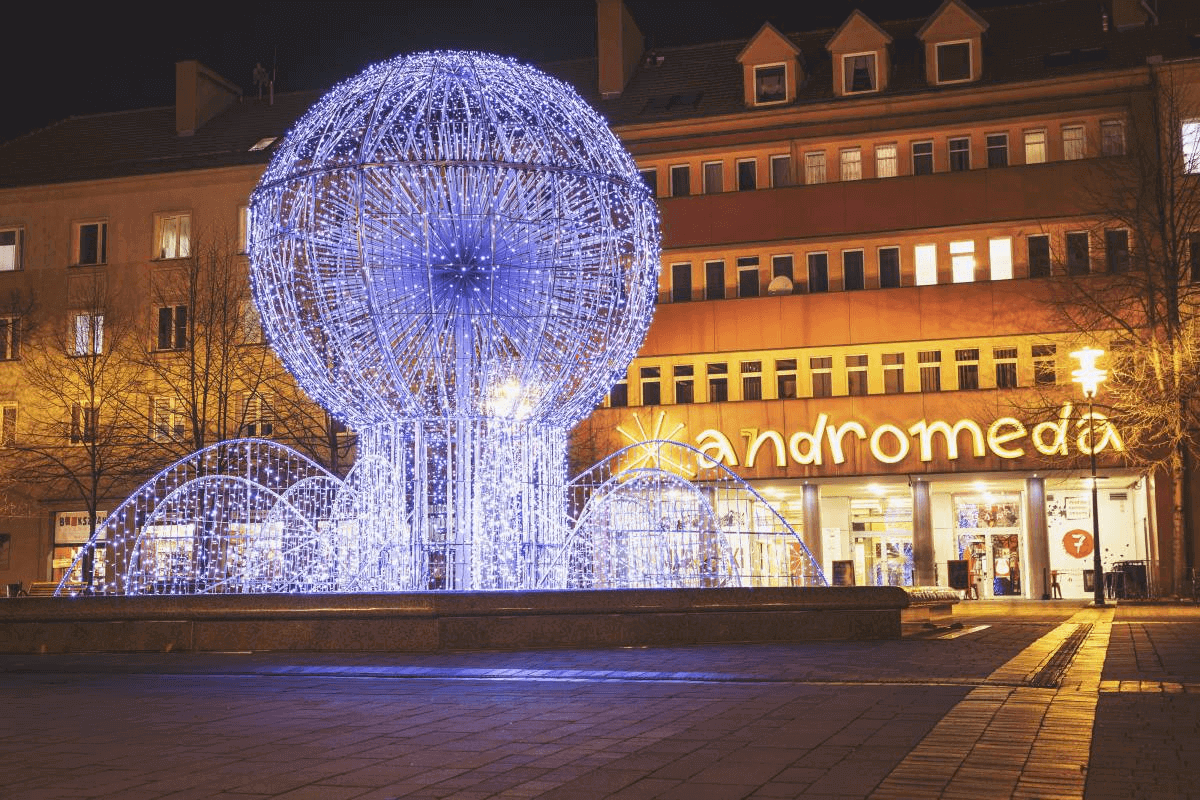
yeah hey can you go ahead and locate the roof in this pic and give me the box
[3,0,1198,189]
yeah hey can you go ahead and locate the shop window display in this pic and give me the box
[955,494,1022,598]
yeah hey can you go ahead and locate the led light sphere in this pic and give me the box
[248,51,660,428]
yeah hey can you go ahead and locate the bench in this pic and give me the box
[901,586,960,624]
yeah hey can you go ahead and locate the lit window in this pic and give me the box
[73,313,104,356]
[879,246,901,288]
[986,133,1008,167]
[1182,120,1200,174]
[75,221,107,266]
[0,227,22,271]
[804,151,826,185]
[770,154,792,187]
[809,357,832,398]
[707,363,728,402]
[843,52,877,94]
[936,41,972,83]
[737,159,757,191]
[949,137,970,171]
[912,141,934,175]
[994,347,1018,389]
[776,359,798,399]
[0,316,18,361]
[840,147,862,181]
[875,144,897,178]
[956,348,980,390]
[915,244,938,285]
[673,365,694,404]
[1062,125,1085,160]
[741,361,762,401]
[989,237,1013,281]
[843,250,865,290]
[807,252,829,293]
[950,240,975,283]
[1024,129,1047,164]
[703,161,723,193]
[755,64,787,104]
[846,354,868,396]
[669,164,691,197]
[883,353,905,394]
[1101,120,1125,156]
[705,260,725,300]
[156,305,189,351]
[671,263,692,302]
[155,213,192,260]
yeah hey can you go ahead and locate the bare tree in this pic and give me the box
[1049,63,1200,594]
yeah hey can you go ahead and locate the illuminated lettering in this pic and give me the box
[1032,402,1072,456]
[1076,412,1125,455]
[987,417,1026,459]
[908,419,985,461]
[787,413,827,465]
[869,424,910,464]
[826,421,867,464]
[743,428,787,468]
[695,428,738,467]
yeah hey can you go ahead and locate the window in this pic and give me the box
[156,305,188,351]
[1024,129,1047,164]
[1028,234,1051,278]
[846,354,868,396]
[842,250,865,290]
[1105,229,1130,273]
[150,396,185,442]
[912,141,934,175]
[737,257,760,297]
[807,252,829,293]
[875,144,897,178]
[770,154,792,187]
[75,221,107,265]
[771,254,794,282]
[703,161,723,193]
[950,240,976,283]
[741,360,762,401]
[704,260,725,300]
[707,363,728,402]
[776,359,798,399]
[1190,233,1200,283]
[949,137,970,172]
[238,205,250,254]
[915,244,938,286]
[155,213,192,260]
[994,347,1018,389]
[0,227,22,271]
[0,316,18,361]
[1062,125,1085,161]
[843,52,877,93]
[754,64,787,104]
[1033,344,1057,385]
[809,357,832,398]
[669,164,691,197]
[956,348,980,390]
[1066,232,1090,275]
[883,353,905,394]
[239,301,263,344]
[1184,120,1200,173]
[243,394,273,437]
[640,367,661,405]
[879,247,901,288]
[70,403,98,445]
[736,159,757,191]
[840,148,862,181]
[73,313,104,356]
[671,263,692,302]
[673,365,694,404]
[804,152,826,185]
[639,168,658,195]
[1101,120,1126,156]
[608,380,628,408]
[989,237,1013,281]
[918,350,942,392]
[0,403,14,447]
[936,41,972,83]
[986,133,1008,167]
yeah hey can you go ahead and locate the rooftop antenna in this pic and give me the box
[253,62,270,100]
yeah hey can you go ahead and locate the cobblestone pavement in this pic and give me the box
[0,599,1196,799]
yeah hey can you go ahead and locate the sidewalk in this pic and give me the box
[0,600,1195,799]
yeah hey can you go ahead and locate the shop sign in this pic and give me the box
[1062,529,1094,559]
[690,403,1122,469]
[55,511,107,545]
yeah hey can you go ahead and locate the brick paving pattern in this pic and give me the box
[1,599,1197,799]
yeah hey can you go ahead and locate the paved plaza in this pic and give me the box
[1,600,1197,799]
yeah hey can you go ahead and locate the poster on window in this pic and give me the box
[55,511,107,545]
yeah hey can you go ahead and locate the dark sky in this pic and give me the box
[1,0,1006,144]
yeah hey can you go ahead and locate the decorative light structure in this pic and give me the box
[55,51,826,596]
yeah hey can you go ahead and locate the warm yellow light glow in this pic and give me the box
[1070,347,1106,398]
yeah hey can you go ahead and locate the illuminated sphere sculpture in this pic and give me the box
[249,51,660,590]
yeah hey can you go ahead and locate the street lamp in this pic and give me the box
[1071,347,1107,606]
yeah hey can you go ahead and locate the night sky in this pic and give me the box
[2,0,1010,144]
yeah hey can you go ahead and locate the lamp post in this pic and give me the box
[1071,347,1107,606]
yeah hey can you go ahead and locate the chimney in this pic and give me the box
[596,0,645,99]
[175,60,242,136]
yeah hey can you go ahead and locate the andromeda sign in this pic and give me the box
[692,403,1123,469]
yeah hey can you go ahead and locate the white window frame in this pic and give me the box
[769,154,792,187]
[1182,119,1200,174]
[156,304,189,351]
[1024,129,1047,164]
[948,136,971,171]
[875,143,897,178]
[989,237,1014,281]
[702,161,723,194]
[950,240,976,283]
[0,226,23,272]
[73,220,107,266]
[804,151,826,185]
[912,140,934,174]
[736,158,757,191]
[669,164,691,197]
[639,167,658,195]
[986,132,1009,167]
[1062,124,1086,161]
[753,62,789,106]
[238,205,250,254]
[934,40,973,84]
[72,312,104,356]
[915,244,938,286]
[839,147,862,181]
[842,248,865,290]
[841,51,878,95]
[155,212,192,260]
[150,396,185,443]
[846,354,869,396]
[670,262,693,303]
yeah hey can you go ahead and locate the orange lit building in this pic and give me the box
[1,0,1199,597]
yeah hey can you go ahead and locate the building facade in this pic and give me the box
[1,0,1198,596]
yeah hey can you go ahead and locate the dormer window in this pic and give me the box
[936,41,972,83]
[843,53,878,93]
[754,64,787,105]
